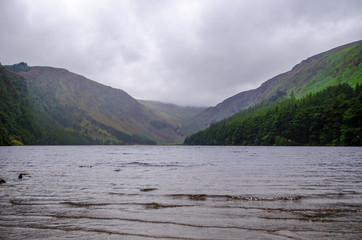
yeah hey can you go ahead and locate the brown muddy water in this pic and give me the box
[0,146,361,239]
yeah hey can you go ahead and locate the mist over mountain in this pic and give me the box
[138,100,206,128]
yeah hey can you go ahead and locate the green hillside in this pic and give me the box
[184,84,362,146]
[267,41,362,100]
[182,41,362,136]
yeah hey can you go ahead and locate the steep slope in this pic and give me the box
[3,63,183,144]
[183,40,362,135]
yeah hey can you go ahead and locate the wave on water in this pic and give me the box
[167,194,304,201]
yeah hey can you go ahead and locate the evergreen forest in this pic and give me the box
[184,84,362,146]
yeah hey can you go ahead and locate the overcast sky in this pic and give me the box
[1,0,361,106]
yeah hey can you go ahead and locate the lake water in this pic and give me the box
[0,146,361,239]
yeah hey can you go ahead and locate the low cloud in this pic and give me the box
[1,0,361,106]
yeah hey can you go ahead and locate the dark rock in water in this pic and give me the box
[18,172,30,179]
[0,178,6,184]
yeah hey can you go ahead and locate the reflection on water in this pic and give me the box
[0,146,361,239]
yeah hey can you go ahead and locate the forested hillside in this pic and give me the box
[184,84,362,146]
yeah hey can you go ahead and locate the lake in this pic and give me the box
[0,146,361,239]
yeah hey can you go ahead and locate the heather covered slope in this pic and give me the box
[1,63,184,145]
[182,40,362,135]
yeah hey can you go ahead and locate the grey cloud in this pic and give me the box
[152,0,362,105]
[0,0,361,106]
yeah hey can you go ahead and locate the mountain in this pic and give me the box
[1,63,189,145]
[182,40,362,135]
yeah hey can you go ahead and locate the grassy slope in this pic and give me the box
[265,41,362,100]
[298,45,362,96]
